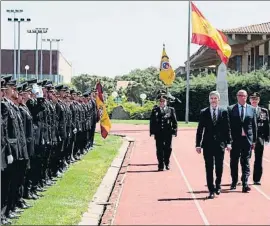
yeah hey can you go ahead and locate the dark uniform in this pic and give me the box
[249,92,270,184]
[150,93,178,171]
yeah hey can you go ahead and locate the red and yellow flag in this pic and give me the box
[159,44,175,86]
[191,1,232,64]
[96,82,111,139]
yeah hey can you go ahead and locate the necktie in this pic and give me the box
[213,108,216,125]
[241,105,244,121]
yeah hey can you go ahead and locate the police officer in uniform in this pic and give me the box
[249,92,270,185]
[150,92,178,171]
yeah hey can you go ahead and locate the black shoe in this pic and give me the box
[242,186,251,193]
[7,212,19,219]
[17,202,30,209]
[215,188,221,195]
[254,181,261,185]
[165,165,170,170]
[230,184,237,190]
[208,192,215,199]
[14,207,24,213]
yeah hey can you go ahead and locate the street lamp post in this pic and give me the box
[42,38,63,83]
[25,65,29,79]
[112,91,119,104]
[27,28,48,80]
[140,93,147,106]
[8,17,31,81]
[6,9,23,79]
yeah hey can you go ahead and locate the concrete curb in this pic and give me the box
[78,136,135,226]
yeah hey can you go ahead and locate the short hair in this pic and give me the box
[209,91,220,100]
[237,89,247,96]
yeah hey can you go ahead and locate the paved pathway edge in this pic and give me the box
[78,136,135,226]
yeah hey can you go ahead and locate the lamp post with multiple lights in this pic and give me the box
[27,28,48,79]
[42,38,63,82]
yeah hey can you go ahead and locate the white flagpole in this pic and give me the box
[185,0,191,124]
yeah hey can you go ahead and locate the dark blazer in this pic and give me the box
[150,106,178,137]
[227,104,257,145]
[196,106,232,149]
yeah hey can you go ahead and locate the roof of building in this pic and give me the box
[185,21,270,67]
[221,21,270,34]
[116,80,134,90]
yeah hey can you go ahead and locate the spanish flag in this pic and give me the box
[159,44,175,86]
[191,1,232,64]
[95,81,111,139]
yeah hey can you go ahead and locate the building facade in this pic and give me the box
[180,22,270,76]
[1,49,72,83]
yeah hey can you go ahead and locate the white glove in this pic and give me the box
[73,128,77,134]
[7,155,14,164]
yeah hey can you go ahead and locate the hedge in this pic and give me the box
[106,70,270,121]
[172,70,270,122]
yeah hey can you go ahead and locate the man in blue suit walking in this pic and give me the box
[228,90,257,193]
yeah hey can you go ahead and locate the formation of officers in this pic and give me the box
[1,75,99,225]
[150,89,269,200]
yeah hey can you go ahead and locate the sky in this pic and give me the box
[2,1,270,77]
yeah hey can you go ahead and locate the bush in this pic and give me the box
[106,97,156,120]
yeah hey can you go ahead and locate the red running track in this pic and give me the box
[104,124,270,225]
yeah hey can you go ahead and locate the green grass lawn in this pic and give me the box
[111,119,198,127]
[13,134,122,225]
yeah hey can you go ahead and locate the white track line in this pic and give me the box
[223,161,270,201]
[263,157,270,163]
[172,152,210,226]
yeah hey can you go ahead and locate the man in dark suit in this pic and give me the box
[228,89,257,193]
[150,92,178,171]
[249,92,269,185]
[195,91,232,199]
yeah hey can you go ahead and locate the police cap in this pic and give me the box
[45,83,55,92]
[16,84,24,93]
[83,91,90,97]
[62,85,69,91]
[156,93,168,100]
[37,80,48,87]
[55,84,64,91]
[69,89,76,95]
[1,78,7,90]
[250,92,260,98]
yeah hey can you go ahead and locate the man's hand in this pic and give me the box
[7,155,14,164]
[196,147,201,154]
[265,141,269,146]
[251,143,256,150]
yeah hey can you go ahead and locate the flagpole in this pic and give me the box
[185,0,191,124]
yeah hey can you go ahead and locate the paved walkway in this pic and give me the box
[109,124,270,225]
